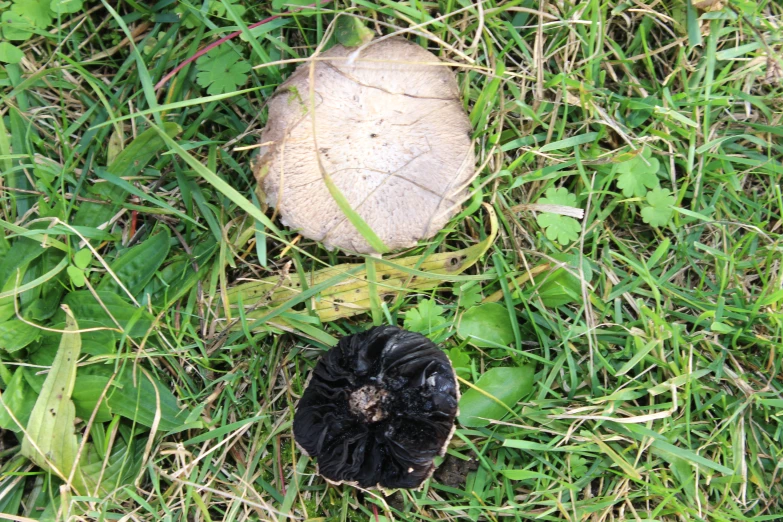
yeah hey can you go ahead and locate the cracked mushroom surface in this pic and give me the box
[256,37,475,254]
[293,326,459,490]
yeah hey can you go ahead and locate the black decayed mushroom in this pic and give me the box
[293,326,459,489]
[256,37,475,254]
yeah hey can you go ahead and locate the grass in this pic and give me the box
[1,0,783,521]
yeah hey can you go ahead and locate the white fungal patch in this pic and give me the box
[349,385,389,422]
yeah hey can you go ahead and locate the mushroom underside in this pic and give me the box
[293,326,459,489]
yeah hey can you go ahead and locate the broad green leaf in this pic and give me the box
[457,303,515,348]
[23,259,67,322]
[79,325,117,356]
[0,368,37,431]
[41,319,116,356]
[536,254,593,307]
[458,365,535,427]
[536,269,581,307]
[81,424,144,495]
[20,307,86,492]
[641,187,676,227]
[73,123,181,229]
[457,282,483,308]
[0,237,45,297]
[0,318,41,353]
[335,16,374,47]
[0,42,24,63]
[98,229,171,297]
[72,375,113,423]
[105,366,190,432]
[144,258,205,308]
[62,291,154,338]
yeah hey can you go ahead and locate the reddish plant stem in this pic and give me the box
[129,209,138,238]
[154,1,334,92]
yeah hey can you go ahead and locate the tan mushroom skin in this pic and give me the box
[256,38,475,254]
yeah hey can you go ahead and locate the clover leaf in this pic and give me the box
[641,187,676,227]
[614,147,660,197]
[536,187,582,245]
[1,10,35,41]
[0,42,24,64]
[195,47,251,95]
[13,0,52,29]
[210,0,246,18]
[404,298,447,336]
[50,0,83,15]
[447,347,471,377]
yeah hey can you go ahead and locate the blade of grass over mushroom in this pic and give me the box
[364,256,383,326]
[321,172,390,254]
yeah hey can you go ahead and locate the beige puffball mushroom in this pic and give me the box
[255,37,475,254]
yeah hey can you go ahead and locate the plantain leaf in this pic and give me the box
[0,318,41,353]
[20,306,87,493]
[98,229,171,297]
[62,290,154,337]
[105,366,190,432]
[81,425,144,496]
[0,368,37,432]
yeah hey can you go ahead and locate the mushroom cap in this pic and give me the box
[257,38,475,254]
[293,326,459,489]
